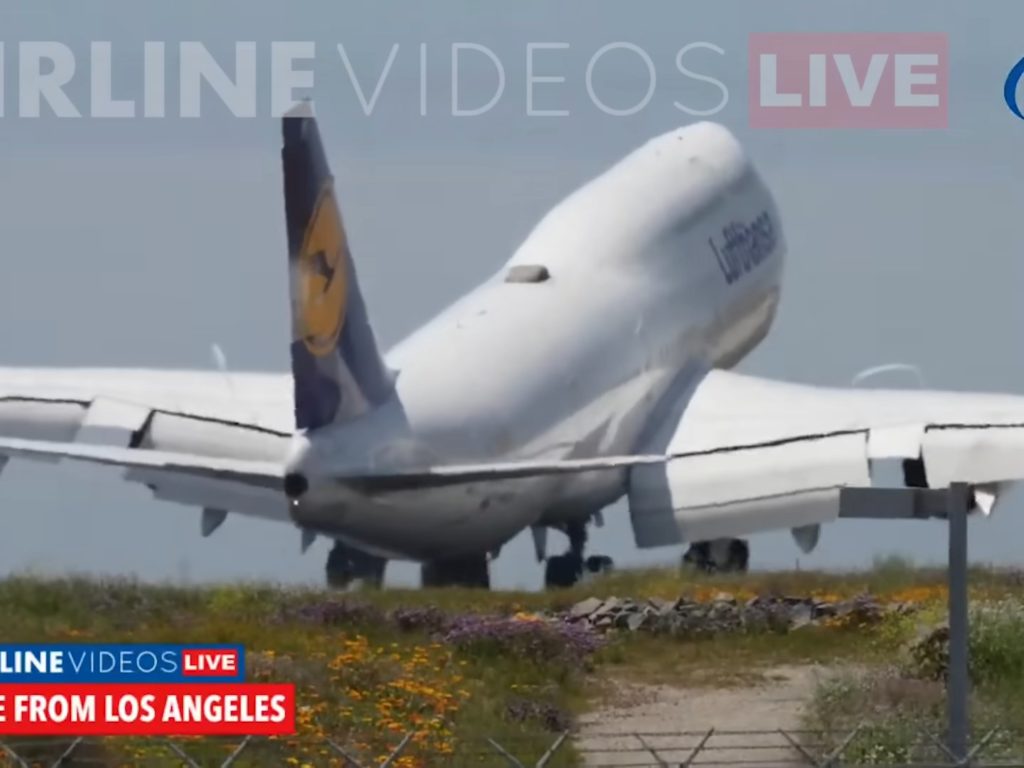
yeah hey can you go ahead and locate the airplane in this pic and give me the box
[2,101,1024,590]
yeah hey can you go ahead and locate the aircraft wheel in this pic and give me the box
[325,541,386,590]
[585,554,615,576]
[421,555,490,589]
[682,541,714,573]
[681,539,749,574]
[722,538,750,573]
[544,553,583,589]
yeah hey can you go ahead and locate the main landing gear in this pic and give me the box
[544,521,615,589]
[421,554,491,589]
[325,540,387,590]
[682,538,750,574]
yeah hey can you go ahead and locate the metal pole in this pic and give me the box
[947,482,970,762]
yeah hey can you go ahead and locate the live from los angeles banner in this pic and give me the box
[0,645,296,735]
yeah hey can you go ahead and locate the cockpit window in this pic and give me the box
[505,264,550,283]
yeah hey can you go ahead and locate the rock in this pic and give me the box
[555,590,920,638]
[569,597,604,620]
[894,601,917,616]
[647,597,676,613]
[627,612,647,631]
[812,601,837,619]
[790,603,814,629]
[592,597,620,619]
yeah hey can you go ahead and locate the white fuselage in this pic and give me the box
[0,122,785,563]
[290,122,786,560]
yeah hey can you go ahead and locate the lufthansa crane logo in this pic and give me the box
[1006,56,1024,121]
[298,184,348,357]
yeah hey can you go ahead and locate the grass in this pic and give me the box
[1,560,1023,766]
[300,561,1024,616]
[0,577,597,768]
[803,596,1024,763]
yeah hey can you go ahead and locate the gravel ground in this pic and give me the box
[575,665,836,767]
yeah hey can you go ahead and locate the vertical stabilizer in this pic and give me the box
[282,103,394,431]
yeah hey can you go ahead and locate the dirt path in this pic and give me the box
[576,665,835,767]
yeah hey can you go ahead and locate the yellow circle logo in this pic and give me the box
[298,185,348,357]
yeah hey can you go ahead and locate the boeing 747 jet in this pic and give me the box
[1,103,1023,589]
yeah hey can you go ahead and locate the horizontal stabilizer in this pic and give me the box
[0,436,283,489]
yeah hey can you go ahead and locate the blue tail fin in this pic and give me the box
[282,103,394,431]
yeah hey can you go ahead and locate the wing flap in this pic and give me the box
[923,426,1024,487]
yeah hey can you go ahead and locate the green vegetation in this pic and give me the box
[0,560,1022,766]
[805,597,1024,764]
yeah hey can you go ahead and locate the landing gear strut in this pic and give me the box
[682,538,750,574]
[421,554,490,589]
[325,541,387,590]
[544,521,614,589]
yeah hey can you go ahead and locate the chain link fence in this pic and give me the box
[3,727,1024,768]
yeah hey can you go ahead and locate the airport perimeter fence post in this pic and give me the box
[780,723,864,767]
[0,740,27,768]
[326,731,413,768]
[485,730,568,768]
[948,481,971,764]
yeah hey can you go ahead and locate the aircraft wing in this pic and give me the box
[3,369,1024,553]
[0,368,296,527]
[625,369,1024,548]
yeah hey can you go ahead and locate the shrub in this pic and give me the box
[442,615,603,673]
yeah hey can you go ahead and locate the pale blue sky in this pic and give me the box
[0,1,1022,589]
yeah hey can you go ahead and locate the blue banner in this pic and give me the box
[0,644,245,683]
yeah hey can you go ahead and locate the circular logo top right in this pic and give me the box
[1006,57,1024,120]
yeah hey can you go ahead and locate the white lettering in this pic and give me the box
[180,42,257,118]
[91,42,135,117]
[894,53,939,107]
[808,53,827,107]
[338,42,398,116]
[587,42,655,117]
[272,42,315,117]
[526,43,569,117]
[674,42,729,117]
[162,695,181,721]
[834,53,887,107]
[451,43,505,117]
[758,53,801,107]
[419,43,428,116]
[66,651,86,674]
[19,42,80,118]
[143,42,165,118]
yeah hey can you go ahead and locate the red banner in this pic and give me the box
[0,683,295,735]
